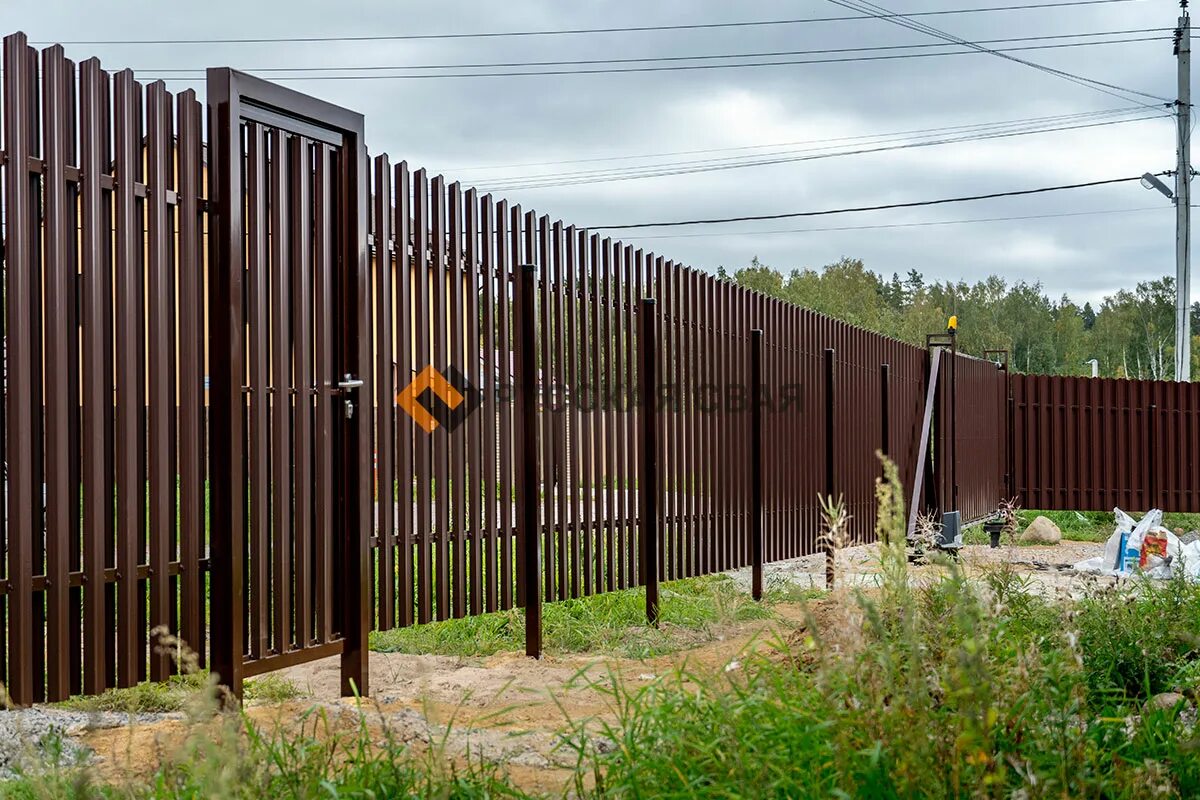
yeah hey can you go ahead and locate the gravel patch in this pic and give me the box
[727,540,1111,598]
[0,708,181,779]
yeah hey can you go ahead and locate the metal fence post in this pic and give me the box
[950,340,959,512]
[750,330,764,601]
[206,66,246,704]
[824,348,836,590]
[1148,401,1159,510]
[515,263,542,658]
[880,363,891,463]
[638,298,660,625]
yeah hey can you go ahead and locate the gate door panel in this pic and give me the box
[207,70,370,699]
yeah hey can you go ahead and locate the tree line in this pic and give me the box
[723,257,1194,380]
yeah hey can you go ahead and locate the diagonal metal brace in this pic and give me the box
[906,347,942,540]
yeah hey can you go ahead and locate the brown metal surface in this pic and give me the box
[498,201,514,611]
[314,144,336,643]
[515,264,542,657]
[552,221,568,602]
[374,155,396,631]
[79,55,114,696]
[749,330,763,602]
[205,67,368,699]
[395,162,415,627]
[431,176,450,621]
[177,88,205,667]
[480,195,499,613]
[246,122,271,661]
[1012,374,1200,512]
[113,67,145,690]
[41,44,76,701]
[535,215,554,601]
[339,104,371,697]
[638,298,660,625]
[205,65,247,697]
[413,169,433,624]
[146,79,176,683]
[449,183,466,619]
[949,353,1008,522]
[293,135,315,648]
[565,229,581,599]
[466,189,484,617]
[825,348,836,589]
[270,127,293,655]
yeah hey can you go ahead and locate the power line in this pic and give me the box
[587,175,1161,229]
[450,106,1153,171]
[829,0,1168,105]
[476,109,1158,186]
[827,0,1170,107]
[134,28,1169,73]
[136,35,1169,82]
[626,206,1166,240]
[33,0,1146,45]
[480,113,1165,191]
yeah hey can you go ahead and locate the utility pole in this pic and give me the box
[1176,2,1192,382]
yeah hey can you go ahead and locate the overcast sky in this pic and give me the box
[6,0,1186,304]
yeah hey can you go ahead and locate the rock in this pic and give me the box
[1145,692,1187,712]
[592,736,618,754]
[1019,515,1062,545]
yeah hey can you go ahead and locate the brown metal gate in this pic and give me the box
[935,352,1009,523]
[206,70,370,699]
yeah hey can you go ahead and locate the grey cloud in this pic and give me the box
[6,0,1182,301]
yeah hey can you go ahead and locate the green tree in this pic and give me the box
[728,255,1181,380]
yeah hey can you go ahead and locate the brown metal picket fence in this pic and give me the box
[366,175,935,626]
[0,35,209,704]
[0,31,1012,704]
[1011,374,1200,512]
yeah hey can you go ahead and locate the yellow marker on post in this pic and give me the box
[947,315,958,334]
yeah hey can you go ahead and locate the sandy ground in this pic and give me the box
[56,539,1107,795]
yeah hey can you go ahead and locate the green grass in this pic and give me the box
[370,573,779,660]
[560,469,1200,798]
[54,672,302,713]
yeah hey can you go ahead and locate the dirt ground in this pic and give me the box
[73,539,1105,796]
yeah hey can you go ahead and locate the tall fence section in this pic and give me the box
[0,31,1178,704]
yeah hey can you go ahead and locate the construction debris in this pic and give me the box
[1073,509,1200,581]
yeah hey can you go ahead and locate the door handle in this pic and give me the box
[338,374,364,418]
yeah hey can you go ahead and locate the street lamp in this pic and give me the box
[1142,172,1175,200]
[1141,170,1191,381]
[1085,358,1099,378]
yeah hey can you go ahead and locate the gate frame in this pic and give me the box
[206,68,370,700]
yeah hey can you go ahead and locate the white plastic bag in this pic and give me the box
[1075,508,1162,576]
[1074,508,1200,582]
